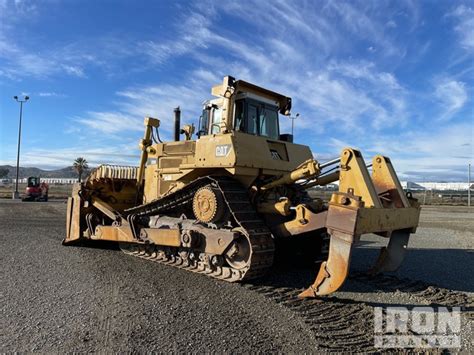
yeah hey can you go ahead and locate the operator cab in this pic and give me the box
[197,76,293,141]
[233,93,280,140]
[198,94,285,141]
[27,176,40,187]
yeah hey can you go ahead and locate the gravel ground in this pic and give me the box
[0,200,472,352]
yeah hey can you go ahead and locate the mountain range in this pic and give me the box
[0,165,82,179]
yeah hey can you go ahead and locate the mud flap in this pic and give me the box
[368,230,410,275]
[299,231,357,298]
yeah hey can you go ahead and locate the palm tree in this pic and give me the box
[73,157,89,182]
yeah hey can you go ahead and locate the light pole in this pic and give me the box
[289,113,299,137]
[469,163,471,207]
[12,95,29,199]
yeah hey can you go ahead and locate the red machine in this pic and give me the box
[23,176,49,202]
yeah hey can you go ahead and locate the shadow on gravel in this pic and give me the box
[248,246,474,296]
[352,247,474,294]
[62,239,120,250]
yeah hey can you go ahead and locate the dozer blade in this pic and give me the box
[63,184,84,245]
[368,229,410,275]
[299,230,356,298]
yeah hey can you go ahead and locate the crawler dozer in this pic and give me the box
[64,76,420,297]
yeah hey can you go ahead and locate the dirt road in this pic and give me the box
[1,201,472,352]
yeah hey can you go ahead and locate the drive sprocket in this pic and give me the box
[192,185,225,223]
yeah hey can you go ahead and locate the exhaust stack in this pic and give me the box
[174,107,181,141]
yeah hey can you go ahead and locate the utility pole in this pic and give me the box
[469,163,471,207]
[423,177,427,205]
[12,95,29,199]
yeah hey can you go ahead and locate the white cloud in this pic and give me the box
[37,92,65,97]
[316,122,473,182]
[74,112,143,135]
[434,78,468,121]
[325,1,405,58]
[73,79,209,139]
[16,146,140,169]
[0,32,90,79]
[386,123,473,181]
[142,4,408,133]
[62,65,86,78]
[386,20,397,28]
[0,0,37,18]
[447,5,474,51]
[76,2,411,142]
[0,6,136,80]
[138,11,211,65]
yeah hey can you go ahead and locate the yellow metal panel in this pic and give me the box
[372,155,410,208]
[64,184,83,244]
[92,225,136,242]
[144,163,159,201]
[338,148,382,208]
[194,133,236,168]
[356,207,420,234]
[232,131,312,172]
[66,197,72,239]
[275,206,328,237]
[141,228,181,247]
[325,204,420,236]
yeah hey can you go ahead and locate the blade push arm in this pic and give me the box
[261,159,320,190]
[137,117,160,189]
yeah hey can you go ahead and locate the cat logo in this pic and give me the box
[215,144,232,157]
[270,149,282,160]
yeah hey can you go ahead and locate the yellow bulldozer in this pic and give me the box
[64,76,420,298]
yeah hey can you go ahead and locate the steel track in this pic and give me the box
[121,176,275,282]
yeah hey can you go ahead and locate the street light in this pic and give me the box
[289,113,299,137]
[12,95,29,199]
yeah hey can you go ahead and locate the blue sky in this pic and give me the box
[0,0,472,181]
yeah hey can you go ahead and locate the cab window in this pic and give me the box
[234,99,279,140]
[234,100,245,132]
[199,108,210,137]
[199,106,222,136]
[211,107,223,134]
[247,104,258,135]
[259,107,279,140]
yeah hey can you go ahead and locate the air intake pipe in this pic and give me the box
[174,107,181,141]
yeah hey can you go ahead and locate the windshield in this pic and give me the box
[247,104,258,135]
[259,107,279,139]
[211,107,223,134]
[28,177,39,187]
[234,99,279,140]
[199,105,223,136]
[199,108,210,136]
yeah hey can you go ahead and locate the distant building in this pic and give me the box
[401,181,470,191]
[401,181,426,191]
[12,178,77,184]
